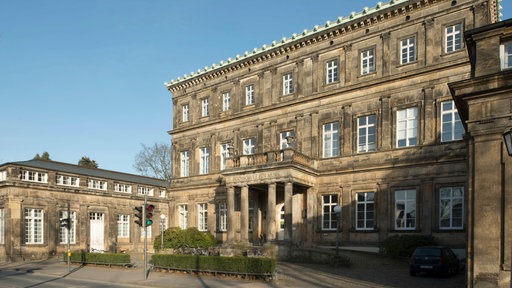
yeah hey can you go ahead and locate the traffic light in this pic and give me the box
[134,206,143,227]
[60,218,70,229]
[144,204,155,227]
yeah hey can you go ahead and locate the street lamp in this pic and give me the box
[160,214,166,251]
[333,205,342,256]
[503,128,512,156]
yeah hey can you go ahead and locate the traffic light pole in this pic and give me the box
[143,194,148,280]
[67,202,71,273]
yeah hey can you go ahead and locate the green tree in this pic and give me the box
[78,156,98,168]
[33,151,51,161]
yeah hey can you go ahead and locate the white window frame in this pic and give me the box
[138,186,154,196]
[356,192,375,230]
[445,23,463,53]
[0,208,4,244]
[201,98,209,117]
[357,114,377,153]
[59,210,76,244]
[0,170,6,182]
[322,194,339,231]
[282,73,293,95]
[199,147,210,175]
[25,208,44,244]
[441,100,464,142]
[87,179,107,190]
[180,151,190,177]
[178,204,188,229]
[396,107,418,148]
[114,183,132,193]
[326,59,339,84]
[117,214,130,238]
[500,40,512,70]
[56,175,80,187]
[395,189,416,230]
[218,202,227,232]
[222,92,231,111]
[279,130,295,150]
[361,48,375,75]
[243,138,255,155]
[220,143,230,170]
[322,122,340,158]
[21,170,48,183]
[245,85,254,105]
[400,36,416,65]
[198,203,208,232]
[439,187,464,230]
[182,104,189,122]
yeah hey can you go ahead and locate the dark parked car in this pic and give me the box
[409,246,461,277]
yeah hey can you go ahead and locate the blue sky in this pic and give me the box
[1,1,511,174]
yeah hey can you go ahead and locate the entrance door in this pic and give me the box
[89,212,105,252]
[277,204,285,240]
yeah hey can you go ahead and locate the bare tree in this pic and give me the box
[133,142,172,181]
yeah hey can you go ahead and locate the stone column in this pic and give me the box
[306,187,317,246]
[227,186,235,242]
[284,182,293,241]
[267,183,277,241]
[292,190,302,244]
[240,185,249,243]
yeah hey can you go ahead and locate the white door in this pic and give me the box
[89,212,104,252]
[277,204,285,241]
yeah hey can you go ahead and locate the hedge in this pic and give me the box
[151,254,275,275]
[63,252,131,265]
[381,234,436,258]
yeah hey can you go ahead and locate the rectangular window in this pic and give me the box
[218,202,227,232]
[180,151,190,177]
[222,92,231,111]
[445,23,463,53]
[198,203,208,231]
[0,170,6,181]
[395,189,416,230]
[141,226,152,238]
[245,85,254,105]
[396,107,418,148]
[243,138,255,155]
[220,143,230,170]
[358,114,377,153]
[500,40,512,70]
[283,73,293,95]
[441,100,464,142]
[59,210,76,244]
[0,208,4,244]
[361,48,375,75]
[25,208,44,244]
[87,179,107,190]
[356,192,375,230]
[280,130,295,149]
[439,187,464,230]
[114,183,132,193]
[138,187,154,196]
[21,170,48,183]
[322,194,339,231]
[117,214,130,238]
[322,122,340,158]
[400,36,416,64]
[159,190,166,198]
[326,59,339,84]
[201,98,209,117]
[179,204,188,229]
[182,104,189,122]
[56,175,79,187]
[199,147,210,175]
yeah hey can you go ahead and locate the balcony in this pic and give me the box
[226,149,315,170]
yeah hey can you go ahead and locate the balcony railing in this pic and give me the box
[226,149,314,169]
